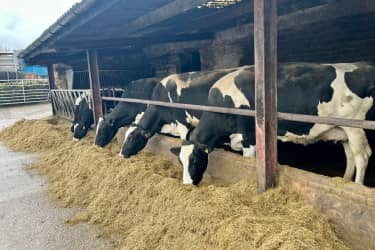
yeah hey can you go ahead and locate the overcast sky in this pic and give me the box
[0,0,80,50]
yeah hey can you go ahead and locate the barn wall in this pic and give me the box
[141,24,255,74]
[200,25,253,70]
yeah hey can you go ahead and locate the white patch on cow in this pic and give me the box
[243,146,256,158]
[167,92,173,103]
[73,138,79,142]
[176,121,189,140]
[185,111,200,127]
[160,122,180,137]
[278,63,373,184]
[73,123,79,132]
[211,67,251,108]
[96,117,104,135]
[123,126,137,143]
[228,134,255,158]
[161,73,195,97]
[120,112,145,155]
[229,133,244,151]
[75,95,83,106]
[180,144,195,184]
[134,112,144,124]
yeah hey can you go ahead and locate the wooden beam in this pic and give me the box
[55,32,214,50]
[86,49,103,125]
[47,64,56,116]
[254,0,278,193]
[126,0,209,34]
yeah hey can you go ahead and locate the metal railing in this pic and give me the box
[50,88,123,121]
[50,89,92,120]
[0,82,50,106]
[0,79,49,85]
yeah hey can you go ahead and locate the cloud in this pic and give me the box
[4,14,21,31]
[0,0,80,50]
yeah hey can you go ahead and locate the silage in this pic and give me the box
[0,119,350,250]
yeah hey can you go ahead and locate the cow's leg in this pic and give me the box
[242,133,256,158]
[343,128,371,184]
[279,124,333,145]
[342,142,355,181]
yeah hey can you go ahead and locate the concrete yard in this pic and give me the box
[0,104,111,250]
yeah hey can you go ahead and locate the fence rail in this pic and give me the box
[0,82,50,106]
[102,96,375,131]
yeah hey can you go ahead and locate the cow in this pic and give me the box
[72,93,94,141]
[120,68,238,158]
[179,63,375,185]
[94,78,160,147]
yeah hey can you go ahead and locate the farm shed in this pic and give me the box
[20,0,375,249]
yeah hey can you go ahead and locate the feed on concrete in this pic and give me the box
[0,118,350,249]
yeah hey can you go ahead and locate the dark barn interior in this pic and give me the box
[20,0,375,186]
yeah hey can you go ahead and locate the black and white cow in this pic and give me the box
[94,78,160,147]
[120,69,237,157]
[180,63,375,185]
[72,93,94,141]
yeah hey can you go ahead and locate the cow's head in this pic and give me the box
[94,117,116,147]
[72,94,94,141]
[179,141,209,185]
[120,126,151,158]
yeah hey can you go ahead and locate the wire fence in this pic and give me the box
[0,81,50,106]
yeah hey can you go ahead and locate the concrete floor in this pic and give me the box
[0,104,111,250]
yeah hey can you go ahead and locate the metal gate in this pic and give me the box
[50,89,92,121]
[50,88,123,121]
[0,80,49,106]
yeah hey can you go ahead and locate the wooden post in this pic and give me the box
[86,49,103,125]
[254,0,278,193]
[47,64,56,115]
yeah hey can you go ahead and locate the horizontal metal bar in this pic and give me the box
[0,89,48,93]
[0,100,49,106]
[102,96,255,117]
[102,96,375,131]
[50,89,91,92]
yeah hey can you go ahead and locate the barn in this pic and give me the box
[18,0,375,249]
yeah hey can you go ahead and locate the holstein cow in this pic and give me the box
[180,63,375,185]
[72,93,94,141]
[120,69,237,158]
[95,78,160,147]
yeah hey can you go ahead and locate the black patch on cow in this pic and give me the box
[187,63,340,185]
[121,69,237,158]
[189,144,209,185]
[73,98,94,140]
[94,78,160,147]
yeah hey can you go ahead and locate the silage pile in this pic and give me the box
[0,118,350,250]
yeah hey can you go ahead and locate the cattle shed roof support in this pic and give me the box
[87,49,103,124]
[48,64,57,116]
[254,0,278,193]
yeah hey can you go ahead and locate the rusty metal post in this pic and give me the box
[86,49,103,125]
[47,64,56,115]
[254,0,278,193]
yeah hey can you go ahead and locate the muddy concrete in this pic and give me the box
[0,104,111,250]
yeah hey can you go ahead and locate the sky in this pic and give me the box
[0,0,80,50]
